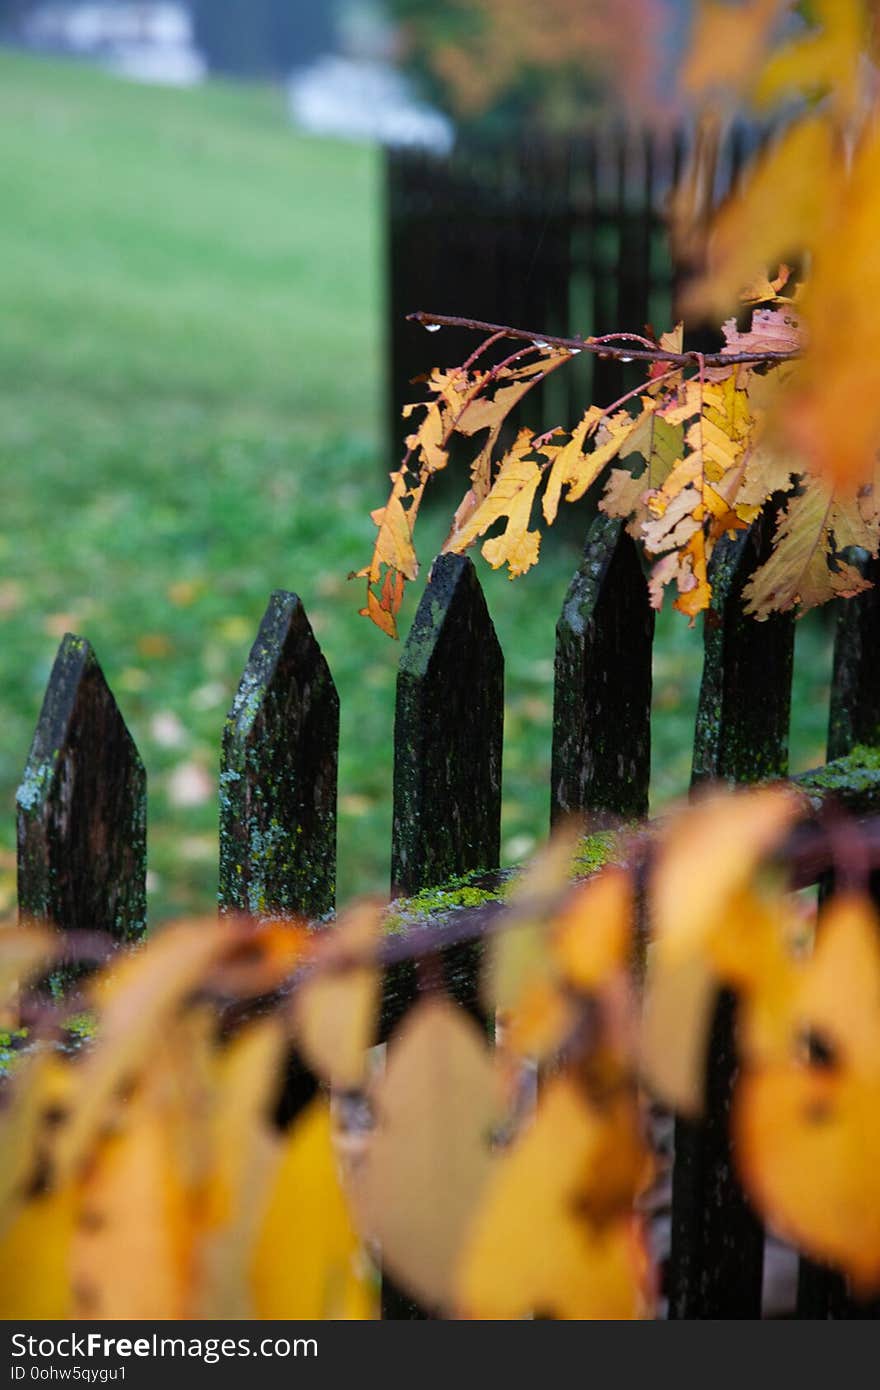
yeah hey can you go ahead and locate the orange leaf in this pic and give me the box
[72,1088,195,1319]
[552,866,632,991]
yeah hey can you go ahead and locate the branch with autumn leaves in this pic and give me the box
[357,0,880,639]
[357,273,877,636]
[407,310,803,369]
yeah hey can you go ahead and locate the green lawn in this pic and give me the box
[0,51,836,923]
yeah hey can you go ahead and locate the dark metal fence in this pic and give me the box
[384,122,769,456]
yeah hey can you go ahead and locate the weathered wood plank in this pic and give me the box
[551,513,653,827]
[219,591,338,921]
[669,518,794,1319]
[827,554,880,760]
[385,554,502,1319]
[17,634,146,943]
[692,523,794,787]
[391,554,503,897]
[797,554,880,1318]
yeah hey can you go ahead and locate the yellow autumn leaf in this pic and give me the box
[55,920,237,1179]
[743,480,874,619]
[641,881,798,1115]
[619,409,684,492]
[72,1073,196,1319]
[456,1076,651,1320]
[0,1050,72,1220]
[458,351,571,501]
[251,1098,376,1319]
[753,0,866,120]
[735,894,880,1293]
[402,397,450,477]
[198,1018,285,1318]
[445,430,544,578]
[293,900,382,1090]
[640,941,721,1115]
[552,865,632,992]
[485,824,580,1011]
[367,487,419,584]
[640,787,802,1112]
[673,528,713,619]
[542,405,604,523]
[485,825,583,1059]
[0,1186,76,1319]
[356,997,500,1311]
[683,116,837,318]
[780,118,880,489]
[687,374,753,482]
[650,786,802,961]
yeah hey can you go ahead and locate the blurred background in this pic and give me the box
[0,0,833,920]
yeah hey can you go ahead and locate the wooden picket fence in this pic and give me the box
[13,510,880,1319]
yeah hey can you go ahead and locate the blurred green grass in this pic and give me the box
[0,51,836,920]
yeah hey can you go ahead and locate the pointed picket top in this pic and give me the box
[391,553,503,897]
[17,634,146,942]
[551,514,654,827]
[219,591,339,922]
[692,520,794,787]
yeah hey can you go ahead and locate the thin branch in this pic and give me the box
[600,367,680,421]
[408,311,802,369]
[18,815,880,1038]
[296,814,880,983]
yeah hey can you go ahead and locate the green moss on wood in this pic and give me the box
[383,830,623,934]
[795,744,880,812]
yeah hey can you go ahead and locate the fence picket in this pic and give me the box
[391,554,503,896]
[384,553,502,1319]
[691,523,795,788]
[551,514,653,826]
[797,555,880,1318]
[828,554,880,760]
[219,590,339,922]
[17,633,146,943]
[668,517,795,1319]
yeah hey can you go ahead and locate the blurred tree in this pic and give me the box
[192,0,338,78]
[386,0,673,134]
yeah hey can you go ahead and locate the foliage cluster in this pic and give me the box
[388,0,665,133]
[360,0,880,638]
[2,789,879,1318]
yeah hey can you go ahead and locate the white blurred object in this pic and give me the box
[22,3,205,87]
[167,760,213,809]
[288,56,454,154]
[105,40,205,87]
